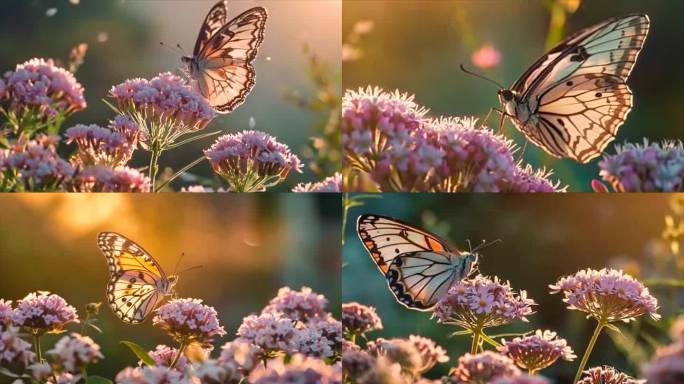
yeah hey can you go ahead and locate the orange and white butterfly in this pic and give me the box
[492,14,650,163]
[97,232,177,324]
[357,214,479,311]
[182,0,267,113]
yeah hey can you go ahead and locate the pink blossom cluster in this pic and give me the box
[1,136,74,191]
[109,72,215,135]
[115,365,184,384]
[292,172,342,192]
[577,366,644,384]
[263,286,329,322]
[433,275,536,330]
[204,130,303,191]
[498,330,576,373]
[367,335,448,376]
[341,302,383,337]
[598,140,684,192]
[47,333,103,373]
[642,315,684,384]
[0,326,35,366]
[12,291,79,334]
[153,298,226,345]
[146,344,188,372]
[68,165,150,192]
[0,300,13,328]
[249,354,342,384]
[237,312,300,356]
[65,123,137,167]
[449,351,521,384]
[1,58,86,122]
[492,375,551,384]
[342,86,563,192]
[549,268,660,323]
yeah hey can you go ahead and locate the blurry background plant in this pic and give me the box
[0,193,340,379]
[343,193,684,382]
[343,0,684,191]
[0,0,341,192]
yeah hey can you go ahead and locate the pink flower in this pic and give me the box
[110,114,141,147]
[292,172,342,192]
[47,372,82,384]
[599,140,684,192]
[153,298,226,344]
[146,344,188,372]
[1,58,86,122]
[179,185,226,192]
[262,286,328,322]
[449,351,521,384]
[0,299,13,328]
[295,315,343,359]
[366,337,425,377]
[65,123,135,167]
[577,366,644,384]
[471,43,502,69]
[492,375,552,384]
[342,302,383,338]
[218,339,261,375]
[549,268,660,323]
[1,136,74,191]
[510,166,565,192]
[115,366,185,384]
[68,165,151,192]
[0,326,35,366]
[249,354,342,384]
[193,359,243,384]
[433,276,535,331]
[236,312,299,356]
[204,130,302,192]
[642,320,684,384]
[498,330,575,373]
[47,333,103,373]
[407,335,449,374]
[13,291,79,335]
[342,349,375,381]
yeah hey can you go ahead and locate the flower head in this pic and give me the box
[407,335,449,373]
[577,366,644,384]
[68,165,151,192]
[642,331,684,384]
[342,302,383,338]
[249,354,342,384]
[599,140,684,192]
[219,339,261,375]
[236,312,299,356]
[13,291,79,335]
[492,375,552,384]
[262,286,328,322]
[342,349,375,381]
[0,326,35,366]
[0,299,13,328]
[153,298,226,345]
[549,268,660,323]
[47,372,82,384]
[498,330,575,373]
[47,333,103,373]
[2,58,85,123]
[433,275,535,331]
[510,166,566,192]
[292,172,342,192]
[449,351,521,384]
[295,314,342,359]
[204,130,302,192]
[109,72,215,149]
[65,123,136,167]
[355,355,406,384]
[115,366,185,384]
[1,136,74,191]
[146,344,188,372]
[366,338,423,377]
[193,358,243,384]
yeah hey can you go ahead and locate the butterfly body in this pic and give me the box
[496,14,649,163]
[357,214,479,311]
[185,1,267,113]
[97,232,176,324]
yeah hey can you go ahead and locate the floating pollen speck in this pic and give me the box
[69,0,80,4]
[266,56,272,61]
[46,8,58,17]
[249,117,256,129]
[97,32,109,43]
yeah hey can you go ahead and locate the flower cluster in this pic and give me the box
[12,291,79,335]
[109,72,215,148]
[449,351,521,384]
[68,165,151,192]
[577,366,644,384]
[204,130,303,192]
[1,58,85,128]
[145,344,188,372]
[0,326,35,366]
[549,268,660,323]
[153,298,226,345]
[0,136,74,191]
[498,330,576,373]
[0,300,13,329]
[598,140,684,192]
[342,302,383,339]
[65,119,138,167]
[47,333,103,373]
[262,286,328,322]
[433,275,536,331]
[642,315,684,384]
[367,336,448,377]
[292,172,342,192]
[249,354,342,383]
[342,86,563,192]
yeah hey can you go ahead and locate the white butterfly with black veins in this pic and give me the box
[357,214,479,311]
[494,14,650,163]
[182,0,267,113]
[98,232,178,324]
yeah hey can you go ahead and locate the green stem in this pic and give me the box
[350,333,357,346]
[169,342,187,369]
[342,193,350,246]
[80,313,90,336]
[154,155,206,192]
[470,328,482,355]
[149,145,162,192]
[574,320,606,383]
[33,334,43,362]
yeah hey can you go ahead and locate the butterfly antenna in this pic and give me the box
[176,43,188,56]
[159,41,183,56]
[472,238,502,253]
[459,64,505,89]
[172,252,185,276]
[178,265,204,275]
[466,239,474,253]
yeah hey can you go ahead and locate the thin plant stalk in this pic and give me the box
[470,327,482,355]
[33,334,43,362]
[155,155,206,192]
[573,320,607,383]
[169,341,187,369]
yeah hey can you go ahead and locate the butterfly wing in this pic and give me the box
[97,232,168,324]
[357,214,452,274]
[193,6,267,113]
[512,14,649,162]
[386,252,475,310]
[193,0,229,56]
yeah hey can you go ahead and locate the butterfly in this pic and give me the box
[97,232,178,324]
[357,214,479,311]
[182,0,267,113]
[488,14,650,163]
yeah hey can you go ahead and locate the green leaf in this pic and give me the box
[480,333,502,348]
[86,376,113,384]
[0,367,19,378]
[120,341,156,366]
[605,323,623,335]
[89,323,103,333]
[449,330,473,337]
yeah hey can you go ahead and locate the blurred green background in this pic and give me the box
[0,0,341,190]
[343,0,684,191]
[0,193,341,378]
[343,193,682,381]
